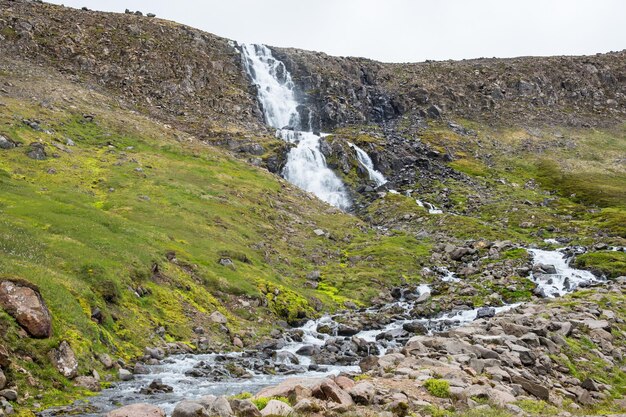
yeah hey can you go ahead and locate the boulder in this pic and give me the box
[0,389,17,401]
[50,340,79,378]
[0,135,15,149]
[119,369,133,381]
[26,142,47,160]
[511,375,549,400]
[106,404,166,417]
[0,280,52,338]
[359,355,379,372]
[476,307,496,319]
[0,369,6,390]
[349,381,375,405]
[255,377,324,399]
[74,376,101,391]
[210,311,228,324]
[313,379,354,407]
[260,400,293,417]
[172,400,210,417]
[208,396,233,417]
[99,353,114,369]
[229,399,261,417]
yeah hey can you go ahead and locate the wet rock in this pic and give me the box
[337,324,359,336]
[118,369,133,381]
[106,403,165,417]
[26,142,47,160]
[172,400,210,417]
[49,341,78,378]
[134,363,150,374]
[0,280,52,338]
[260,399,292,416]
[295,345,319,356]
[139,378,173,395]
[476,307,496,319]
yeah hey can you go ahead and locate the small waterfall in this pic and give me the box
[416,199,443,214]
[348,142,387,187]
[241,44,351,210]
[529,248,601,297]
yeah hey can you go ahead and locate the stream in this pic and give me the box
[58,247,604,416]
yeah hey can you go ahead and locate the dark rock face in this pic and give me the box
[0,280,52,338]
[271,46,626,130]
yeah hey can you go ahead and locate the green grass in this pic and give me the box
[423,378,450,398]
[0,99,431,410]
[574,251,626,278]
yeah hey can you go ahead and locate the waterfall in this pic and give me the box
[348,142,387,187]
[241,44,351,210]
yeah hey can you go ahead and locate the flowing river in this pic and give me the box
[59,246,604,417]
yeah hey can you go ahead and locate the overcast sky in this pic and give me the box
[47,0,625,63]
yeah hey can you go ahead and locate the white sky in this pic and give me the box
[46,0,625,63]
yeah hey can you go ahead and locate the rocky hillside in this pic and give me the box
[272,46,626,130]
[0,2,625,417]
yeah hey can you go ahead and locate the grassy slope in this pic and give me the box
[0,65,432,411]
[333,120,626,278]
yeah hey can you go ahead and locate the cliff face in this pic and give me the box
[272,47,626,130]
[0,0,265,139]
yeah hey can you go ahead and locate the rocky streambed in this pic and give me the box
[44,247,617,417]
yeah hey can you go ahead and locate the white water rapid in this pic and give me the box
[529,248,602,297]
[240,44,351,210]
[68,246,603,416]
[348,142,387,187]
[415,199,443,214]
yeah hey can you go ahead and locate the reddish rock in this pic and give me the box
[312,379,354,407]
[0,280,52,338]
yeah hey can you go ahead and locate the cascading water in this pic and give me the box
[240,44,351,210]
[64,246,603,416]
[348,142,387,187]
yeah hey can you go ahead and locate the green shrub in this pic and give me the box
[230,391,252,400]
[423,378,450,398]
[251,396,290,410]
